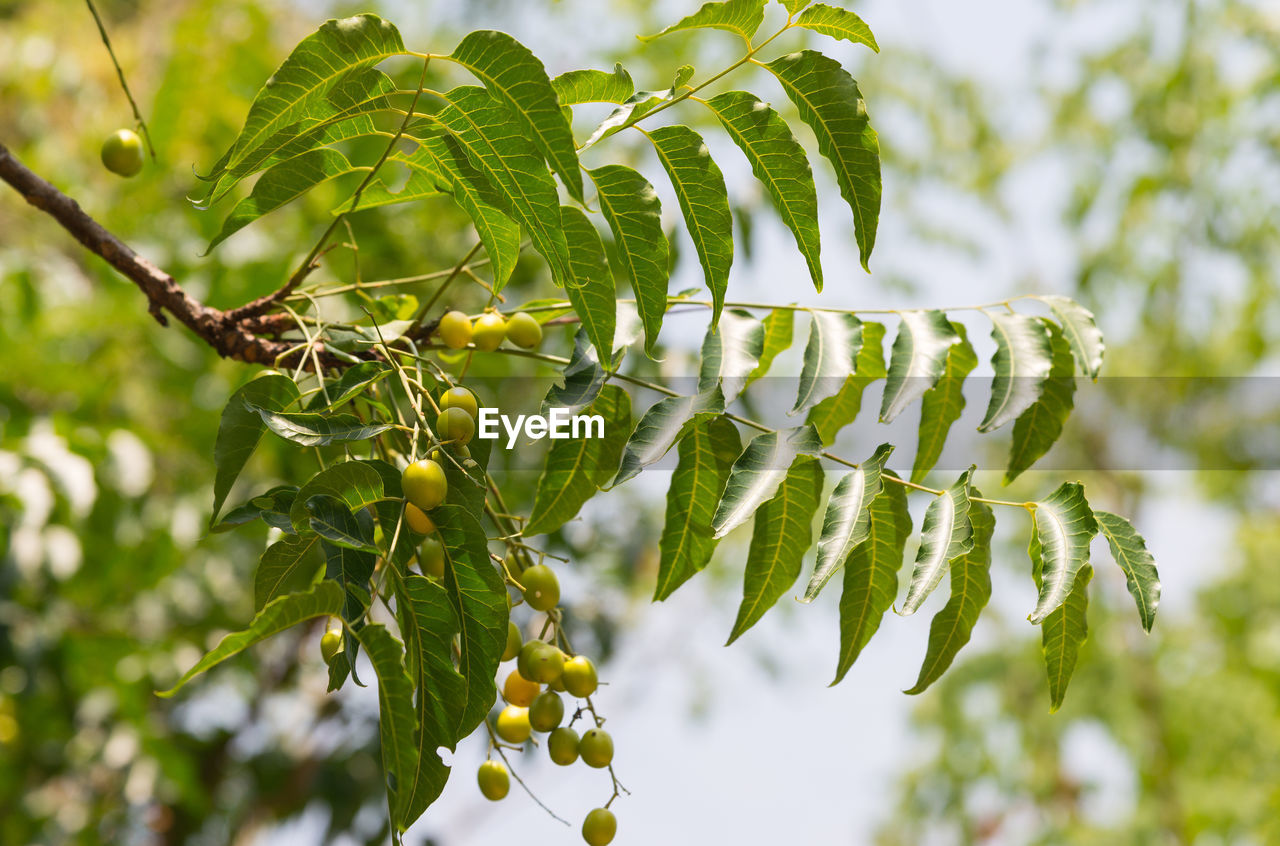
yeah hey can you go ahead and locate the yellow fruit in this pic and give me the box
[101,129,144,177]
[494,705,531,744]
[521,564,560,611]
[579,728,613,768]
[471,312,507,351]
[419,536,446,580]
[582,808,617,846]
[548,727,579,765]
[503,670,540,708]
[436,310,473,349]
[528,691,565,732]
[405,503,436,535]
[320,630,342,664]
[562,656,599,698]
[437,406,476,446]
[402,459,447,510]
[477,760,510,801]
[502,621,522,662]
[505,312,543,349]
[439,386,479,419]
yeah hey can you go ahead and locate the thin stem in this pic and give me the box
[85,0,156,159]
[412,241,484,327]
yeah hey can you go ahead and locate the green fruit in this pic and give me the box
[402,459,447,510]
[501,621,522,662]
[562,655,599,698]
[547,727,580,765]
[477,760,510,801]
[494,705,531,744]
[505,312,543,349]
[404,503,436,535]
[419,536,446,580]
[439,386,479,419]
[579,728,614,768]
[437,406,476,446]
[518,640,565,685]
[436,310,473,349]
[471,312,507,351]
[503,669,540,708]
[320,630,342,664]
[520,564,560,611]
[528,691,565,732]
[101,129,144,177]
[582,808,617,846]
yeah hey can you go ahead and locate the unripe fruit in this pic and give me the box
[101,129,144,177]
[547,727,580,765]
[582,808,617,846]
[528,691,565,732]
[477,760,510,801]
[501,621,522,662]
[402,459,447,510]
[520,564,560,611]
[439,386,479,419]
[562,656,599,698]
[579,728,614,768]
[471,312,507,351]
[518,640,565,685]
[430,445,470,462]
[437,406,475,446]
[502,670,540,708]
[436,310,473,349]
[494,705,531,744]
[320,630,342,664]
[419,536,446,580]
[505,311,543,349]
[405,503,436,535]
[547,673,567,693]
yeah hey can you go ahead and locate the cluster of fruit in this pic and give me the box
[434,308,544,352]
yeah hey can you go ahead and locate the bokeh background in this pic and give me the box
[2,0,1278,844]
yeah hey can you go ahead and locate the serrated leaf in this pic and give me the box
[253,533,323,611]
[901,468,975,615]
[552,64,635,105]
[321,538,376,677]
[747,308,795,385]
[655,416,742,601]
[712,425,823,538]
[1005,321,1077,482]
[336,144,449,214]
[541,330,609,415]
[780,0,812,14]
[793,3,879,51]
[305,361,391,411]
[727,456,824,643]
[1040,565,1091,711]
[1039,295,1105,380]
[212,372,300,525]
[450,30,582,201]
[803,442,894,602]
[704,91,822,290]
[306,494,378,552]
[912,322,977,482]
[905,496,994,694]
[157,581,344,697]
[288,460,387,532]
[880,311,960,423]
[648,125,734,325]
[1028,482,1099,624]
[591,165,670,355]
[247,403,392,447]
[833,473,911,684]
[213,484,299,534]
[808,321,886,444]
[641,0,767,42]
[765,50,880,271]
[525,385,632,535]
[980,312,1054,432]
[698,308,765,404]
[436,86,572,287]
[1095,511,1161,633]
[561,205,617,360]
[348,622,420,827]
[581,88,674,149]
[792,311,862,414]
[615,387,725,485]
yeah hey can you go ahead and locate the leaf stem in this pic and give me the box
[85,0,157,159]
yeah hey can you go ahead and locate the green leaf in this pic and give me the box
[712,425,823,538]
[450,30,583,201]
[253,533,323,611]
[901,468,975,615]
[247,403,392,447]
[747,308,796,385]
[802,443,894,602]
[1039,295,1105,380]
[698,308,765,404]
[525,385,632,535]
[780,0,812,14]
[212,372,300,524]
[436,87,572,288]
[833,473,911,684]
[288,460,387,533]
[793,3,879,51]
[582,88,673,148]
[433,505,507,737]
[552,64,635,105]
[213,484,299,534]
[648,125,734,325]
[616,388,725,485]
[306,494,378,552]
[590,165,671,355]
[305,361,391,411]
[541,330,612,415]
[727,456,824,643]
[792,311,862,414]
[1028,482,1099,624]
[807,321,886,444]
[764,50,880,271]
[336,145,448,214]
[1040,565,1091,712]
[1095,511,1161,633]
[911,322,978,482]
[157,581,344,697]
[980,312,1054,433]
[905,497,994,695]
[704,92,822,291]
[880,311,961,423]
[348,622,420,828]
[641,0,767,42]
[655,416,742,601]
[1005,321,1077,483]
[561,205,617,360]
